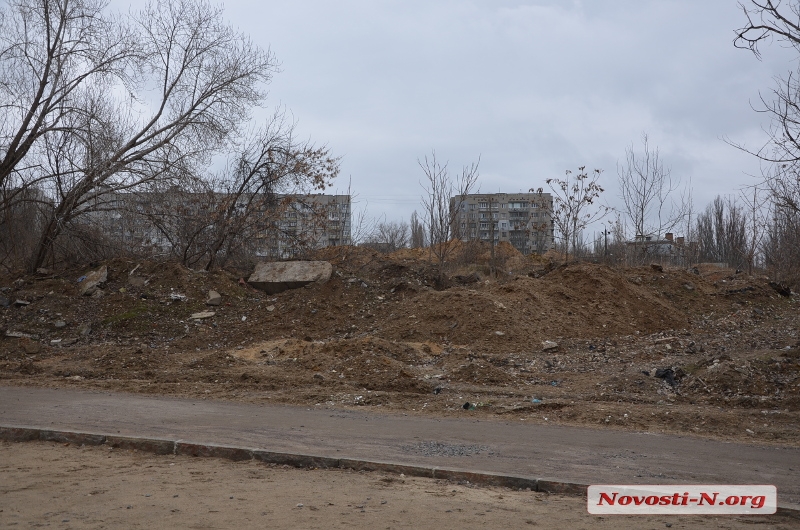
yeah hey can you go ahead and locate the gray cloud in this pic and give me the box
[218,1,796,224]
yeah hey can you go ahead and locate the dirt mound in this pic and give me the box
[2,254,798,444]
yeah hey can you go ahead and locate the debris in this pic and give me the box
[651,264,663,272]
[6,330,34,339]
[541,340,559,352]
[206,290,223,306]
[531,398,542,404]
[169,293,187,302]
[768,281,792,297]
[462,402,476,410]
[494,331,505,336]
[654,367,685,387]
[79,265,107,296]
[36,268,51,275]
[248,261,332,294]
[14,299,30,307]
[266,305,275,312]
[53,320,66,329]
[654,337,678,345]
[190,311,216,319]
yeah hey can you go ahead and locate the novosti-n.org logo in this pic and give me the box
[587,485,777,515]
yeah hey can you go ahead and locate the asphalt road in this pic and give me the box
[1,385,798,509]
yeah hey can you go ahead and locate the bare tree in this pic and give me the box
[363,220,409,253]
[733,1,800,215]
[695,196,748,269]
[0,0,277,270]
[763,203,800,286]
[419,150,479,282]
[740,185,768,274]
[409,210,426,248]
[199,112,338,269]
[544,166,608,262]
[734,0,800,58]
[0,0,137,194]
[617,133,689,251]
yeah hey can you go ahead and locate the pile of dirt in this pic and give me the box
[1,249,798,444]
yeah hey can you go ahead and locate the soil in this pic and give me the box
[3,440,798,529]
[1,246,799,446]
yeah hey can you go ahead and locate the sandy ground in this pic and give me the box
[1,440,798,529]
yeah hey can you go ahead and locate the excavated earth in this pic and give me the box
[1,245,798,446]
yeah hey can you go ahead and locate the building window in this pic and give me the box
[478,202,488,209]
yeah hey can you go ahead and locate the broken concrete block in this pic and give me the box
[541,340,559,351]
[79,265,107,296]
[248,261,332,295]
[206,290,222,306]
[191,311,215,319]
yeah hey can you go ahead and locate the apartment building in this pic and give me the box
[266,194,351,258]
[87,190,351,260]
[450,192,554,255]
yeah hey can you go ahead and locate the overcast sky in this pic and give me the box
[217,0,793,233]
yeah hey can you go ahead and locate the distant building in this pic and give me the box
[266,194,351,259]
[450,192,554,255]
[87,190,351,260]
[626,232,690,258]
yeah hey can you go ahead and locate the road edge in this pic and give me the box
[2,424,798,516]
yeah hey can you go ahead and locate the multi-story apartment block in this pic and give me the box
[450,192,554,255]
[266,194,351,258]
[87,190,351,260]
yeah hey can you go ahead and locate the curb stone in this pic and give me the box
[1,424,798,516]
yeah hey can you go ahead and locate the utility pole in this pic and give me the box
[489,195,496,278]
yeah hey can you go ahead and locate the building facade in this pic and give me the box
[86,191,351,260]
[450,192,554,255]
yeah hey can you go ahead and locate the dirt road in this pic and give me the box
[4,440,799,530]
